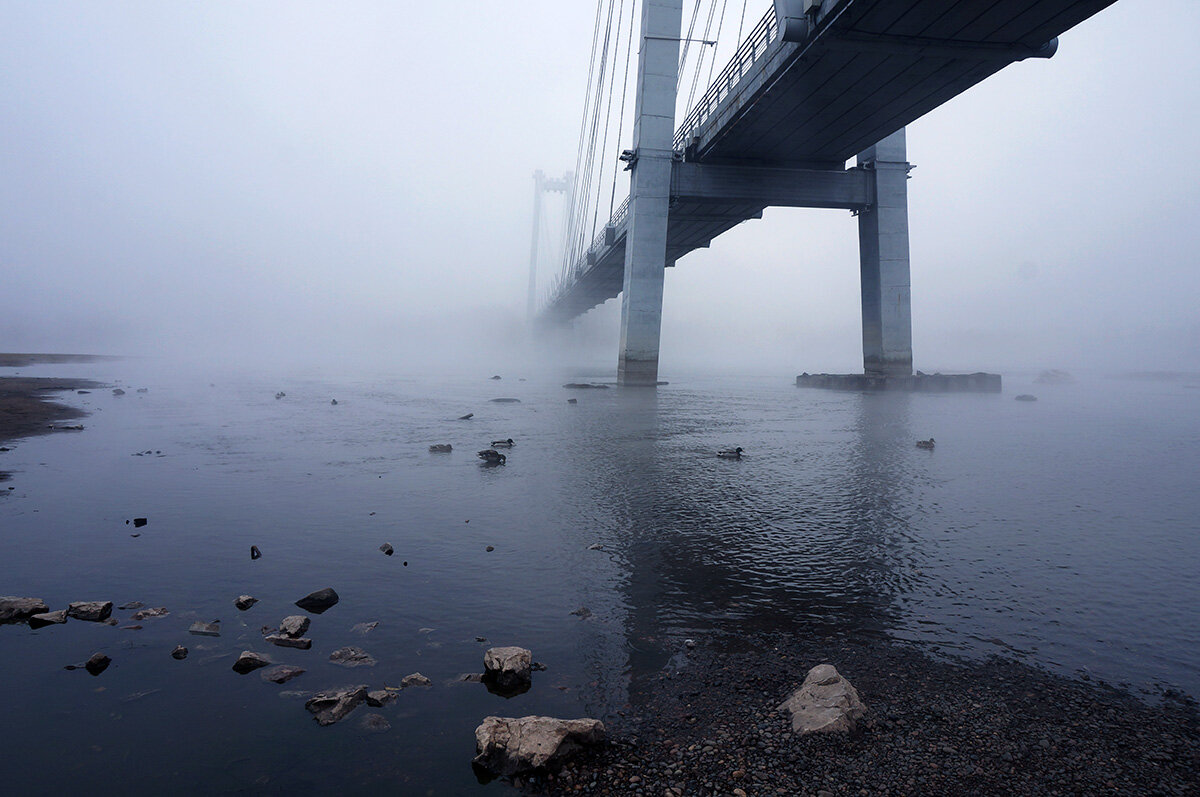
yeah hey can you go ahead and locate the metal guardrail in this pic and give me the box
[674,6,779,150]
[544,7,780,316]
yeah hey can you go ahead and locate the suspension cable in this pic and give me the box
[609,0,637,217]
[685,0,719,113]
[591,0,628,241]
[705,0,731,89]
[561,0,607,276]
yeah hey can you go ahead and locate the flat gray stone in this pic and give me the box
[484,646,532,689]
[67,601,113,622]
[1,597,49,621]
[266,634,312,650]
[305,685,368,726]
[189,621,220,636]
[365,689,396,707]
[260,664,306,684]
[401,672,432,688]
[29,610,68,629]
[234,595,259,611]
[473,716,605,776]
[329,646,375,668]
[279,615,310,638]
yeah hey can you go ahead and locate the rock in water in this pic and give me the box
[67,601,113,622]
[250,545,262,560]
[260,664,305,684]
[131,607,168,620]
[483,646,533,689]
[188,621,220,637]
[365,690,396,707]
[350,621,378,635]
[171,645,188,660]
[379,543,394,556]
[400,672,432,688]
[360,713,391,733]
[473,716,605,776]
[1015,394,1038,402]
[329,646,376,667]
[28,610,68,629]
[232,651,272,674]
[295,587,339,614]
[85,653,112,676]
[234,595,259,611]
[305,685,369,726]
[265,634,312,650]
[278,615,310,638]
[777,663,866,734]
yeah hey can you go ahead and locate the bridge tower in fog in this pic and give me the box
[527,170,573,321]
[535,0,1116,385]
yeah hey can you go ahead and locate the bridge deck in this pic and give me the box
[540,0,1116,324]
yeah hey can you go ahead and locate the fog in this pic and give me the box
[2,0,1197,377]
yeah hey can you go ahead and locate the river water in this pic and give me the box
[1,361,1197,794]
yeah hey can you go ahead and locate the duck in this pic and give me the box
[490,438,515,448]
[428,444,452,453]
[717,447,744,459]
[477,449,506,465]
[916,438,935,450]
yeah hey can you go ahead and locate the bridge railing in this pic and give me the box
[674,6,779,151]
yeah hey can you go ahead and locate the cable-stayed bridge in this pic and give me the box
[533,0,1118,385]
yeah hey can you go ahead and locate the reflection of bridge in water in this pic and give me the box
[535,0,1117,385]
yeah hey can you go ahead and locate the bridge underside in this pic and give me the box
[539,0,1118,383]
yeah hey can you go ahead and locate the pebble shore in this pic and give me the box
[524,633,1198,795]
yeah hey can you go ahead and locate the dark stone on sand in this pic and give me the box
[250,545,262,560]
[85,653,111,676]
[234,595,258,611]
[489,398,521,403]
[171,646,188,660]
[329,646,376,668]
[29,610,68,628]
[266,634,312,650]
[379,543,394,556]
[0,596,49,622]
[189,621,220,636]
[295,587,339,614]
[305,685,369,726]
[67,601,113,622]
[261,664,306,684]
[232,651,272,674]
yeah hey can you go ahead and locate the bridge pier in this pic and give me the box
[617,0,683,387]
[857,129,913,376]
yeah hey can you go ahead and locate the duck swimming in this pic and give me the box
[717,447,744,459]
[916,438,935,450]
[429,444,452,453]
[477,449,506,464]
[490,438,515,448]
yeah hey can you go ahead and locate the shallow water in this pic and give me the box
[1,362,1197,794]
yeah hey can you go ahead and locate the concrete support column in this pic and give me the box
[618,0,683,386]
[856,128,913,376]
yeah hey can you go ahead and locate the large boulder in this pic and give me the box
[0,597,49,622]
[67,601,113,622]
[483,646,532,689]
[305,685,368,726]
[473,716,605,776]
[777,663,866,734]
[278,616,310,638]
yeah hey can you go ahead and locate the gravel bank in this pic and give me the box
[523,633,1198,795]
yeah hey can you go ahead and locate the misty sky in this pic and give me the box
[2,1,1197,375]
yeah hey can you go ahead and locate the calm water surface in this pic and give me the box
[1,362,1197,794]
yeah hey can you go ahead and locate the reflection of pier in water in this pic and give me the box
[554,388,936,706]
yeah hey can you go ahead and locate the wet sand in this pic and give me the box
[526,632,1198,796]
[0,354,105,480]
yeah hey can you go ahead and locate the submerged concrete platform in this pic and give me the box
[796,372,1001,393]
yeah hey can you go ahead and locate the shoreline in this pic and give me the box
[0,353,107,482]
[526,631,1198,795]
